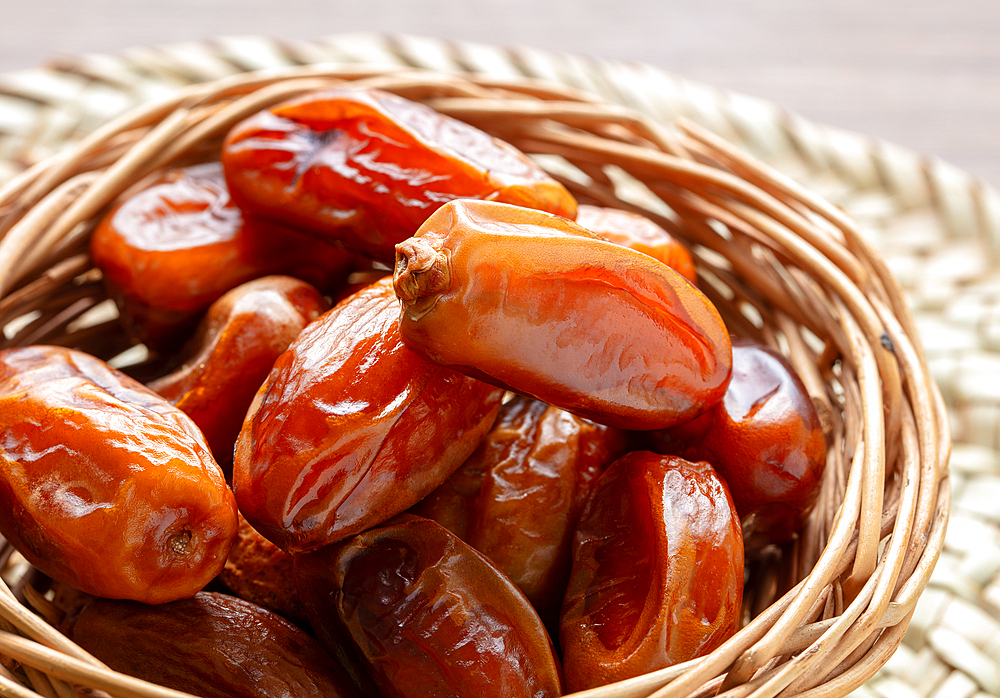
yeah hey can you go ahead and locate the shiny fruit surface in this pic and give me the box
[647,338,827,549]
[148,275,328,465]
[0,346,237,603]
[560,452,743,692]
[413,395,629,615]
[90,162,351,348]
[295,514,562,698]
[234,277,503,552]
[394,199,732,430]
[576,204,697,283]
[222,86,577,263]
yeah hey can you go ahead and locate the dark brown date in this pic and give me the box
[222,86,577,263]
[234,277,504,553]
[412,395,629,615]
[560,452,743,692]
[295,514,562,698]
[0,346,237,603]
[71,591,360,698]
[220,513,305,623]
[147,276,329,465]
[89,162,352,349]
[647,338,827,549]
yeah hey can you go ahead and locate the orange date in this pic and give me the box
[394,199,732,430]
[576,204,697,284]
[0,346,237,603]
[222,86,577,263]
[560,452,743,691]
[647,338,827,549]
[234,277,504,553]
[90,162,352,349]
[148,275,329,466]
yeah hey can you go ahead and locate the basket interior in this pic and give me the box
[0,66,950,698]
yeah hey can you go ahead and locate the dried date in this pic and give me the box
[220,513,305,623]
[576,204,697,283]
[90,162,352,349]
[393,199,732,430]
[647,338,827,549]
[560,452,743,692]
[295,514,562,698]
[222,86,577,263]
[234,277,504,552]
[0,346,237,603]
[71,591,360,698]
[148,275,329,465]
[413,395,629,615]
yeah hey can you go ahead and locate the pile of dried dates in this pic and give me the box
[0,85,827,697]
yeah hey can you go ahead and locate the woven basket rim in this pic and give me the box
[8,32,999,221]
[0,59,950,698]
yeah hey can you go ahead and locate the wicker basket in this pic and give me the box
[0,47,949,698]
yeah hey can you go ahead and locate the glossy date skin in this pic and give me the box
[560,453,743,692]
[294,514,563,698]
[575,204,698,284]
[234,277,504,553]
[412,395,629,615]
[148,276,329,466]
[222,86,577,263]
[647,338,827,549]
[71,592,360,698]
[90,162,352,349]
[0,346,237,603]
[393,199,732,430]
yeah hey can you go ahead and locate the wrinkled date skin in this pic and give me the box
[412,395,629,616]
[394,199,732,430]
[71,592,360,698]
[560,453,744,692]
[221,513,305,623]
[148,276,329,466]
[295,514,563,698]
[575,204,698,284]
[234,277,504,553]
[221,86,577,263]
[647,338,827,550]
[90,162,353,348]
[0,346,237,603]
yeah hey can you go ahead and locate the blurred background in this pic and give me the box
[2,0,999,186]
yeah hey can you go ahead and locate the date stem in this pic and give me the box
[393,238,451,320]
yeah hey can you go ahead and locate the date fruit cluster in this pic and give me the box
[1,85,827,697]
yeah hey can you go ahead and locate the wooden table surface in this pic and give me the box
[2,0,998,188]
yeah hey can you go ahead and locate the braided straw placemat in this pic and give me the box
[0,32,986,698]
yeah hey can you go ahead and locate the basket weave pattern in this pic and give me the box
[0,34,968,698]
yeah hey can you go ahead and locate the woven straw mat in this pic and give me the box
[0,31,995,698]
